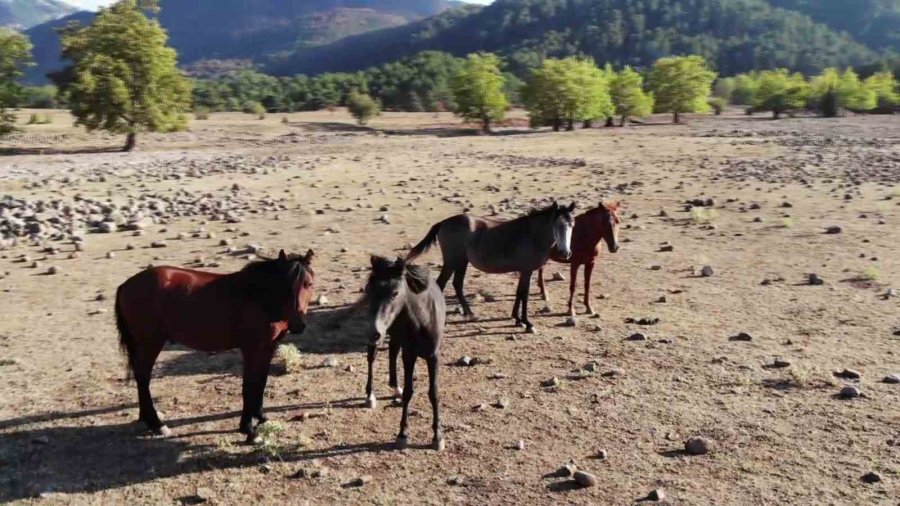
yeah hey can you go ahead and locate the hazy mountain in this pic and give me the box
[0,0,77,29]
[22,0,458,83]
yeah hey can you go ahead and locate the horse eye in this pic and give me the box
[391,291,399,299]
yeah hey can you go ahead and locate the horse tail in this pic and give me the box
[115,284,136,380]
[406,220,443,262]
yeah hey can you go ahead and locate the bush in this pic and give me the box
[193,106,210,120]
[275,344,302,374]
[347,90,380,125]
[242,100,266,116]
[708,97,727,115]
[26,113,51,125]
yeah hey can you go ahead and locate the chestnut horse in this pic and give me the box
[537,202,620,316]
[407,202,575,333]
[115,250,315,441]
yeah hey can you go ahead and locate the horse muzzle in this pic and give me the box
[609,244,620,253]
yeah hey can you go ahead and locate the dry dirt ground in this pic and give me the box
[1,108,899,505]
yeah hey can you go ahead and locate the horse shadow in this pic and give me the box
[0,402,402,502]
[154,303,372,378]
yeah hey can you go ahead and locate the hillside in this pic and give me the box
[22,0,458,84]
[768,0,900,51]
[267,0,881,77]
[0,0,76,29]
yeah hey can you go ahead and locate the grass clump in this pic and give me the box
[255,421,286,458]
[26,113,52,125]
[691,207,719,224]
[860,267,880,281]
[275,344,302,374]
[781,217,795,229]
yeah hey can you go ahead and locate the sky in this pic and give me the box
[67,0,493,10]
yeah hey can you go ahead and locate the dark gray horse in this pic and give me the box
[406,202,576,332]
[365,256,446,451]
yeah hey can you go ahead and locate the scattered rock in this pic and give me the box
[573,470,597,488]
[808,273,824,285]
[861,471,882,484]
[314,294,328,306]
[825,225,843,234]
[347,475,373,487]
[563,316,577,327]
[626,333,648,341]
[647,489,666,501]
[493,398,509,409]
[322,357,339,368]
[882,374,899,384]
[551,272,565,282]
[515,439,526,451]
[700,265,714,277]
[839,385,861,399]
[542,377,560,388]
[555,464,577,478]
[833,369,861,380]
[772,359,791,368]
[456,356,475,367]
[684,436,712,455]
[150,240,167,248]
[595,449,608,460]
[731,332,753,342]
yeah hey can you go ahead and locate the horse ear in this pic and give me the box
[304,249,315,264]
[551,201,559,211]
[278,249,288,262]
[370,255,380,268]
[598,201,608,212]
[567,202,576,212]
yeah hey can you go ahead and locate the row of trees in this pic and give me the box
[716,68,899,118]
[453,53,714,132]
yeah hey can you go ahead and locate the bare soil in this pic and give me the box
[1,108,898,505]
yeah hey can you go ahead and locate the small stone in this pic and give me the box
[542,377,560,388]
[584,361,600,372]
[684,436,712,455]
[833,369,861,380]
[861,471,882,484]
[348,475,373,487]
[839,385,861,399]
[46,266,59,275]
[808,273,824,285]
[194,487,214,503]
[379,214,390,224]
[882,374,899,384]
[659,245,674,252]
[472,403,489,412]
[627,333,647,341]
[515,439,526,450]
[106,251,115,259]
[595,449,608,460]
[700,265,714,277]
[563,316,576,327]
[551,272,565,281]
[322,357,338,368]
[456,356,474,367]
[314,294,328,306]
[647,489,666,501]
[447,476,464,486]
[150,240,167,248]
[344,365,355,373]
[98,222,117,233]
[825,225,842,234]
[731,332,753,342]
[493,398,509,409]
[772,359,791,368]
[573,470,597,487]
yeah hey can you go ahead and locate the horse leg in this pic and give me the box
[134,337,167,435]
[395,348,416,450]
[436,264,452,291]
[365,343,378,409]
[511,286,522,326]
[388,337,402,399]
[537,268,548,302]
[252,343,276,425]
[239,347,267,441]
[452,262,474,318]
[583,261,596,316]
[519,270,535,333]
[426,355,443,451]
[567,263,580,317]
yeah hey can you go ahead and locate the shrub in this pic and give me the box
[860,267,880,281]
[708,97,726,115]
[242,100,266,116]
[275,344,302,374]
[26,113,51,125]
[255,421,286,458]
[193,106,210,120]
[347,90,380,125]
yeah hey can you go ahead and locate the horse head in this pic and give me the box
[551,202,577,260]
[597,201,621,253]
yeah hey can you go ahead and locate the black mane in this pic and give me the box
[240,256,310,320]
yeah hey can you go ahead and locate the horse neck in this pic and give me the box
[526,210,558,248]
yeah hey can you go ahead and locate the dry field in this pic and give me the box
[1,108,898,505]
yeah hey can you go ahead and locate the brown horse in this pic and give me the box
[407,202,576,332]
[537,202,620,316]
[115,250,315,441]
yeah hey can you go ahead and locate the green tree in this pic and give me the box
[647,55,717,123]
[451,53,508,133]
[0,29,32,136]
[864,71,899,111]
[347,90,380,125]
[60,0,192,151]
[810,68,877,116]
[522,57,613,131]
[609,66,654,126]
[730,72,760,106]
[752,69,811,119]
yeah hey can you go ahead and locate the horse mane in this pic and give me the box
[239,256,310,319]
[404,263,432,294]
[526,204,558,217]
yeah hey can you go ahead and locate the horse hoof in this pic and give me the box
[395,436,409,450]
[256,415,268,425]
[365,395,377,409]
[586,308,596,316]
[155,425,172,437]
[246,433,262,445]
[432,437,445,451]
[568,309,576,317]
[525,325,536,334]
